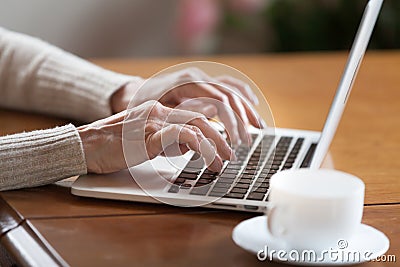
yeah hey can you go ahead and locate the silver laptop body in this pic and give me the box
[72,0,383,213]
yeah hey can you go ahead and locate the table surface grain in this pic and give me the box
[1,51,399,266]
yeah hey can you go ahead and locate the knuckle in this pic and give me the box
[150,101,165,116]
[168,124,181,135]
[192,114,207,124]
[184,126,199,140]
[219,94,229,103]
[186,67,201,74]
[221,75,233,82]
[197,114,208,123]
[189,125,201,134]
[145,123,158,133]
[183,67,207,81]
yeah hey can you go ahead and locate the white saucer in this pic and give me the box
[232,216,389,266]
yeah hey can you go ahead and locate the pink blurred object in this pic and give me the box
[227,0,268,15]
[176,0,220,53]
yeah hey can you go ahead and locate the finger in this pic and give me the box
[215,75,259,105]
[179,144,190,154]
[179,83,241,146]
[179,125,223,172]
[242,99,262,128]
[147,124,223,172]
[175,68,243,145]
[176,99,218,118]
[227,93,251,146]
[160,143,190,157]
[212,82,262,129]
[159,107,234,160]
[206,82,254,143]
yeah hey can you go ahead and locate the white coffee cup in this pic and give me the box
[266,168,365,252]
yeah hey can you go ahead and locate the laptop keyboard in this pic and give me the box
[168,134,308,201]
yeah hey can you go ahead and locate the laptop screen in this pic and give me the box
[309,0,384,169]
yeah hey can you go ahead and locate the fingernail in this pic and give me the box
[260,118,267,129]
[231,149,237,161]
[253,95,259,105]
[247,132,252,147]
[234,138,242,148]
[247,85,259,105]
[210,156,223,172]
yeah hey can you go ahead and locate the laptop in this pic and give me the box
[72,0,383,213]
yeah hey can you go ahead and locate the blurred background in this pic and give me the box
[0,0,398,58]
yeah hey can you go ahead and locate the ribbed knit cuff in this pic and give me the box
[0,124,87,191]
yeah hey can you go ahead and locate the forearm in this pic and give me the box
[0,27,136,122]
[0,124,87,191]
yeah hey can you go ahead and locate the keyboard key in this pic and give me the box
[252,187,269,193]
[225,164,242,170]
[203,169,219,175]
[234,183,250,189]
[200,173,218,179]
[252,181,263,187]
[213,182,231,189]
[246,161,261,166]
[219,173,237,179]
[237,178,252,184]
[242,169,257,175]
[180,183,192,189]
[247,192,266,200]
[271,164,281,169]
[190,184,212,196]
[197,178,213,184]
[253,177,269,185]
[168,185,180,193]
[240,174,256,179]
[283,163,293,169]
[209,190,228,197]
[224,192,246,199]
[272,157,284,162]
[217,177,236,184]
[230,160,244,165]
[211,186,230,193]
[179,172,198,179]
[231,188,248,194]
[258,172,274,179]
[245,166,259,171]
[174,178,186,185]
[222,169,240,174]
[285,158,295,164]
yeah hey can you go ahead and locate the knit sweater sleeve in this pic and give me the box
[0,124,87,191]
[0,28,139,190]
[0,27,136,122]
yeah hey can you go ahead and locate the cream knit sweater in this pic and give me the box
[0,27,134,191]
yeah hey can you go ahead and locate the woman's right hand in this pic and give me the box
[78,100,234,174]
[111,67,263,147]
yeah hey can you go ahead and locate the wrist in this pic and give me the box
[110,78,144,113]
[77,126,98,173]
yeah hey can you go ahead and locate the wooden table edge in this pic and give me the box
[1,220,67,267]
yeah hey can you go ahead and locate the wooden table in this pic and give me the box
[1,52,399,266]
